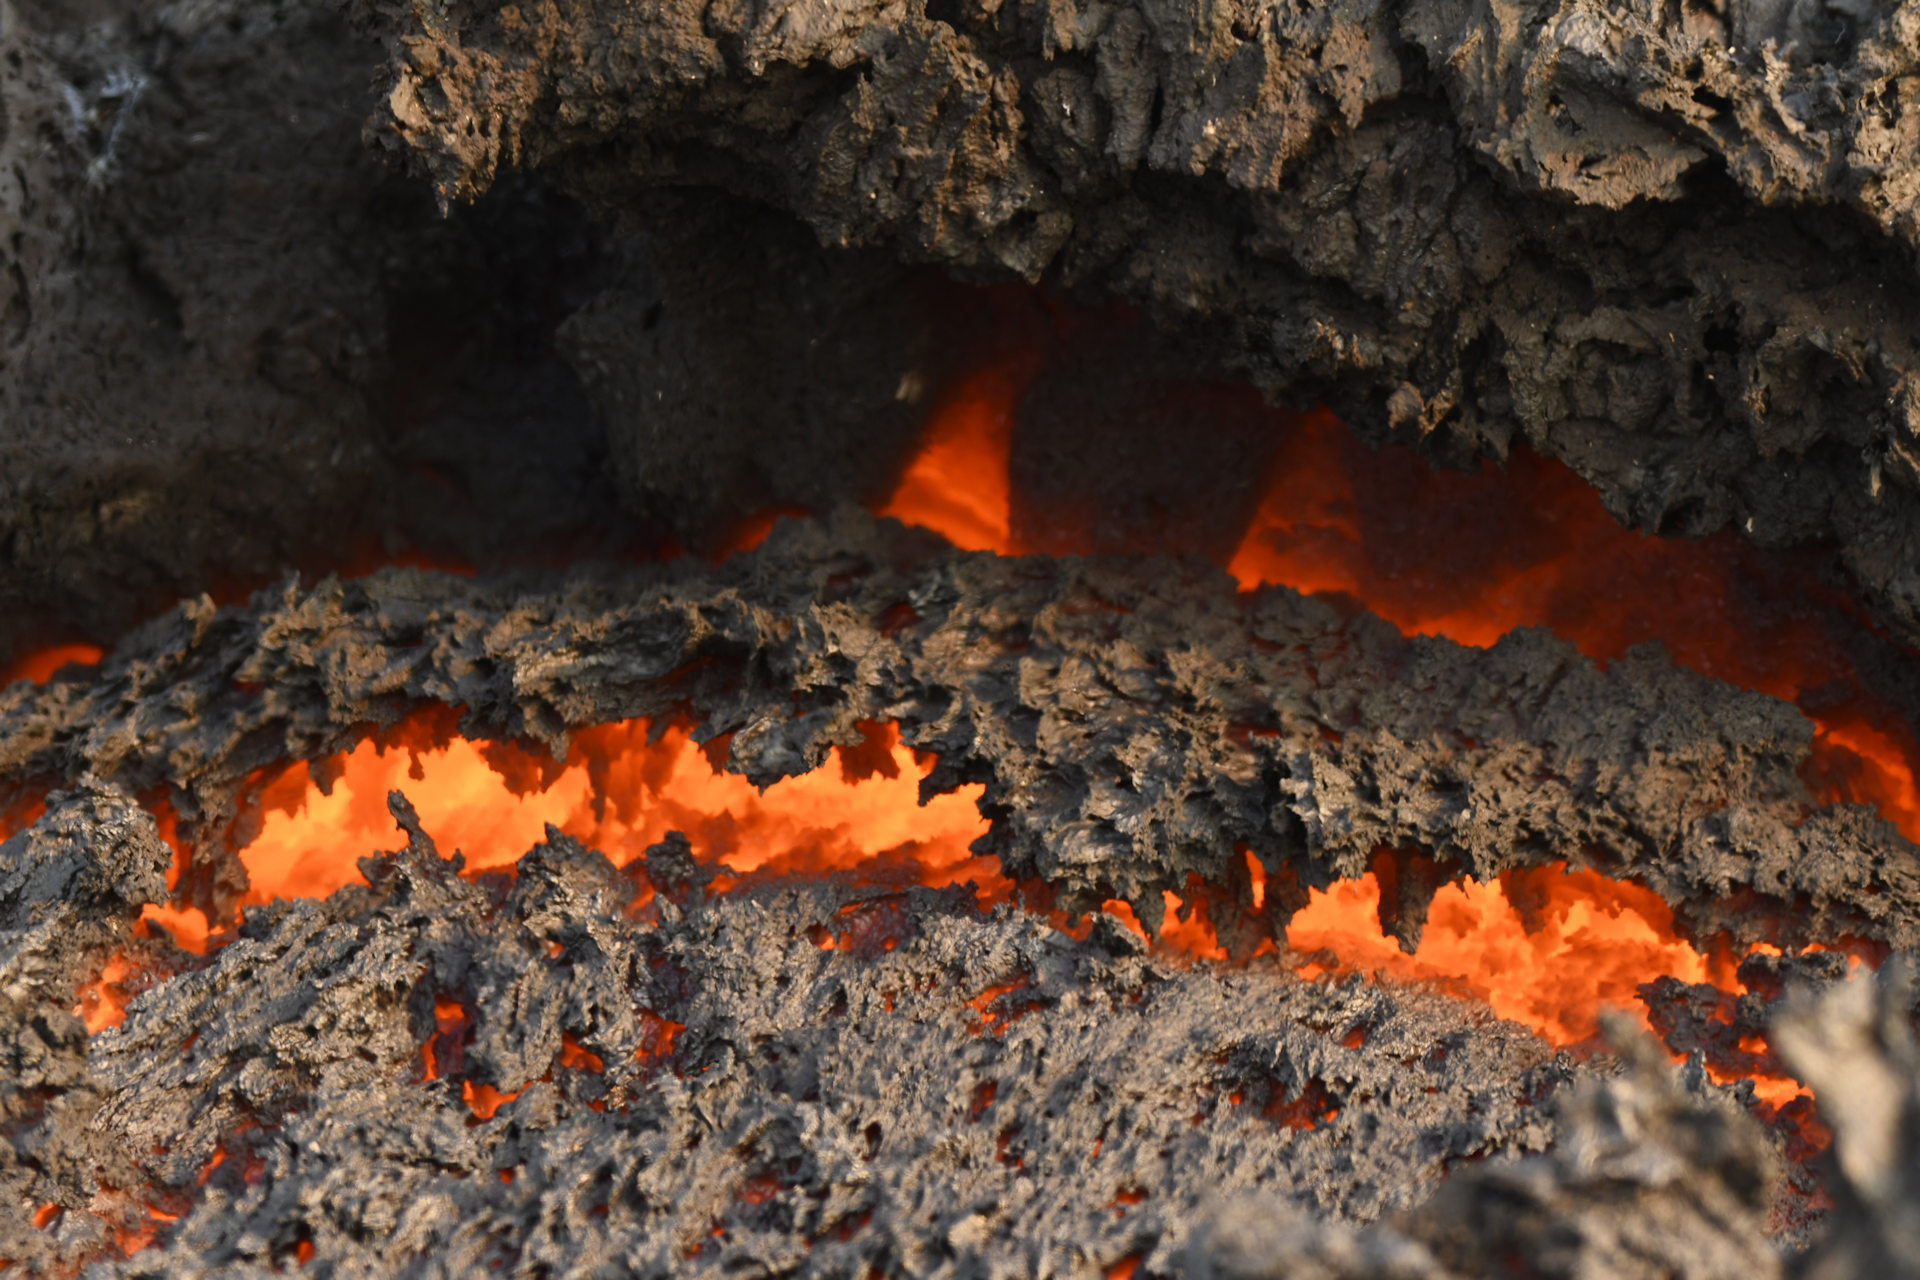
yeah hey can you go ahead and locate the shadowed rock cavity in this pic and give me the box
[0,0,641,661]
[0,0,959,662]
[355,0,1920,648]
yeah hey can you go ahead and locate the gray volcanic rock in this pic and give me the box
[0,0,402,648]
[0,0,630,663]
[0,512,1910,954]
[1190,1027,1788,1280]
[355,0,1920,646]
[0,781,169,1277]
[1774,964,1920,1279]
[6,784,1791,1279]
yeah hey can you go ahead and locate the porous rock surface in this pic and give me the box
[1,512,1911,956]
[66,820,1581,1277]
[1189,1028,1790,1280]
[358,0,1920,647]
[0,782,1806,1279]
[0,516,1905,1274]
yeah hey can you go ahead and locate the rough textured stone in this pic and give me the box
[356,0,1920,646]
[0,518,1911,1274]
[1,512,1911,954]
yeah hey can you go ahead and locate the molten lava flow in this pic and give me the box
[222,715,998,910]
[1280,864,1807,1105]
[1226,408,1920,841]
[2,642,104,686]
[75,953,134,1034]
[1284,865,1729,1045]
[878,352,1041,553]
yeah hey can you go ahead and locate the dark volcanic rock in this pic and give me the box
[0,0,628,662]
[356,0,1920,647]
[0,781,169,1276]
[558,191,942,550]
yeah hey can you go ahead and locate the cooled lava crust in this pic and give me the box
[356,0,1920,645]
[2,514,1917,1276]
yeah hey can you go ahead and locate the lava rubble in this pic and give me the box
[1,514,1918,1275]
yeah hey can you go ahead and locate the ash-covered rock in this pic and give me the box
[1188,1024,1789,1280]
[0,512,1911,956]
[1773,964,1920,1278]
[0,781,169,1276]
[355,0,1920,647]
[15,797,1581,1276]
[0,0,629,661]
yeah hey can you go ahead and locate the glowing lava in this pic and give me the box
[2,642,103,687]
[112,707,1813,1111]
[75,953,134,1034]
[224,717,1001,909]
[878,353,1040,554]
[1283,867,1725,1044]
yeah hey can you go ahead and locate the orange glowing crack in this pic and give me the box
[121,708,1816,1114]
[229,718,998,907]
[878,354,1041,553]
[75,954,134,1033]
[462,1080,521,1121]
[1,643,104,687]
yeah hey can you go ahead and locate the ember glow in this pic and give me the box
[220,717,1001,909]
[1284,866,1731,1047]
[878,354,1039,554]
[75,953,134,1034]
[36,376,1905,1132]
[1,642,103,686]
[115,709,1809,1108]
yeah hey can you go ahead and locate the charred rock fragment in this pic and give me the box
[0,782,169,1276]
[358,0,1920,645]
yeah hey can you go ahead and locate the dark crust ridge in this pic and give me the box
[354,0,1920,648]
[1,511,1912,953]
